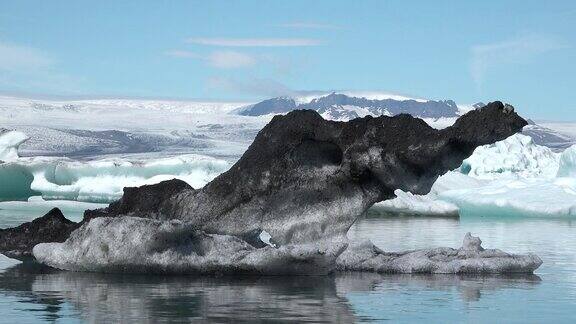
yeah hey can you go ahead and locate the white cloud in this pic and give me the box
[0,41,52,71]
[186,37,322,47]
[470,34,567,89]
[277,22,341,30]
[165,50,256,69]
[207,51,256,68]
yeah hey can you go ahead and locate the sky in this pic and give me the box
[0,0,575,120]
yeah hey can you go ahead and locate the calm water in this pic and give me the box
[1,204,575,323]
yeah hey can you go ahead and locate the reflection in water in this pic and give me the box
[0,262,541,323]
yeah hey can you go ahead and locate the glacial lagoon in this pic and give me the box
[1,206,575,323]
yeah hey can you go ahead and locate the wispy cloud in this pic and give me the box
[277,22,341,30]
[186,37,322,47]
[165,50,257,69]
[0,41,52,71]
[470,34,568,90]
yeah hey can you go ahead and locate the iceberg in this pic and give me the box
[337,233,541,273]
[24,103,542,274]
[0,130,28,163]
[374,189,459,217]
[459,134,560,179]
[379,134,576,218]
[33,216,347,275]
[557,145,576,178]
[0,142,229,203]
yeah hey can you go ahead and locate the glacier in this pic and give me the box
[379,134,576,217]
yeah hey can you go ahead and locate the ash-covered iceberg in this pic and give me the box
[337,233,541,273]
[33,216,347,275]
[6,102,544,274]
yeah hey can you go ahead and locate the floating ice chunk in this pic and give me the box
[375,189,459,217]
[0,130,28,162]
[461,134,560,179]
[337,233,542,274]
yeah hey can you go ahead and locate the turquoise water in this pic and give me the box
[1,205,575,323]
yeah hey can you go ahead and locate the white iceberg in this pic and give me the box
[374,189,459,217]
[459,134,560,179]
[377,134,576,217]
[0,130,28,163]
[0,129,230,203]
[558,145,576,178]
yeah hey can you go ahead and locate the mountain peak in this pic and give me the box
[237,92,459,120]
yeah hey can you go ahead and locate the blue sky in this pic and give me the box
[0,0,574,119]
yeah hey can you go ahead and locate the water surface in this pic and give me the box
[0,207,575,323]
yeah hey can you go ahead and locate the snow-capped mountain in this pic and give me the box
[236,92,460,120]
